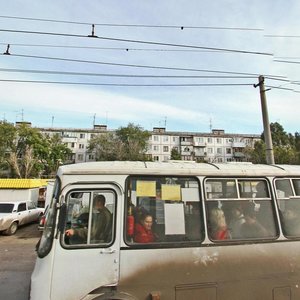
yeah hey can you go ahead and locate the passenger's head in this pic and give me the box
[243,202,256,222]
[93,194,106,209]
[209,208,226,228]
[255,182,268,197]
[140,214,153,231]
[231,203,243,218]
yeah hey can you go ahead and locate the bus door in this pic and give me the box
[50,184,120,300]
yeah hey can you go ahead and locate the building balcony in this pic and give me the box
[232,142,246,148]
[180,141,193,146]
[193,142,206,147]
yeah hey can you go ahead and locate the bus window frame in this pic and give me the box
[204,177,279,243]
[60,187,118,250]
[124,175,205,248]
[274,177,300,239]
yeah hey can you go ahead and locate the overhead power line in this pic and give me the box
[0,28,272,56]
[274,59,300,65]
[2,52,284,78]
[0,67,259,79]
[0,79,254,87]
[0,15,264,31]
[0,42,226,53]
[265,34,300,38]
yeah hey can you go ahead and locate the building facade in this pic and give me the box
[38,125,260,164]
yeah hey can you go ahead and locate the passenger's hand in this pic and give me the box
[65,229,75,236]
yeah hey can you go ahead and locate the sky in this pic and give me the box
[0,1,299,135]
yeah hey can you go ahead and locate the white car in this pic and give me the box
[0,201,44,235]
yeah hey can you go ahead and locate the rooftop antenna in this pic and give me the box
[51,116,54,127]
[164,116,167,128]
[93,113,96,127]
[209,117,212,132]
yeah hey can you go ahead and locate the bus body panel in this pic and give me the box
[118,242,300,300]
[50,182,122,300]
[30,162,300,300]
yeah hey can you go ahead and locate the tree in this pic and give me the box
[246,122,300,164]
[88,132,121,161]
[116,123,151,160]
[170,147,181,160]
[261,122,289,147]
[44,133,73,175]
[0,122,72,178]
[88,123,151,161]
[243,141,266,164]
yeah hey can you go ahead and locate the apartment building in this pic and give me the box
[38,125,260,164]
[40,124,109,164]
[148,128,260,163]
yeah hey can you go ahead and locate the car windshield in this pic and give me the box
[0,204,14,213]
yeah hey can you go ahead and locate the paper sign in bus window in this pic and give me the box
[164,203,185,235]
[161,184,181,201]
[181,188,199,202]
[136,181,156,197]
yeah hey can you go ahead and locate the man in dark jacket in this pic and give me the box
[65,194,112,244]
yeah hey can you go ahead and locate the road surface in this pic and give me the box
[0,223,40,300]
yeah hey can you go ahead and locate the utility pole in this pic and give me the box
[254,75,275,165]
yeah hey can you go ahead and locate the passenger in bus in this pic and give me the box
[134,213,156,243]
[65,195,112,243]
[282,202,300,236]
[254,182,268,198]
[228,203,245,239]
[240,202,269,238]
[209,207,231,240]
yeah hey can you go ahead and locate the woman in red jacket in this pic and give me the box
[134,214,155,243]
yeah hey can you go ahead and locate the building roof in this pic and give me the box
[0,179,49,189]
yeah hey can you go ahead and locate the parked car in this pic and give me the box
[0,201,44,235]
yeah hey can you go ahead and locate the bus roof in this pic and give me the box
[57,161,300,177]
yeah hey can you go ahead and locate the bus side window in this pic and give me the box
[276,178,300,237]
[206,178,278,242]
[64,190,115,247]
[280,200,300,237]
[126,176,204,245]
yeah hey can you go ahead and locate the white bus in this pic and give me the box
[31,161,300,300]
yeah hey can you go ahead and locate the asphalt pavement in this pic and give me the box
[0,223,41,300]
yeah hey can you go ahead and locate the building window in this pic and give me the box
[172,136,178,142]
[207,137,212,143]
[153,156,159,161]
[88,154,95,160]
[71,142,75,148]
[217,148,222,155]
[226,148,232,154]
[79,133,85,139]
[79,144,85,149]
[207,147,213,154]
[163,146,169,152]
[77,154,84,161]
[163,136,169,142]
[153,135,159,142]
[216,138,222,144]
[153,145,159,151]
